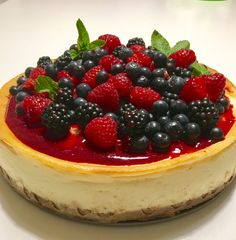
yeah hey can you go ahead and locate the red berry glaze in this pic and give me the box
[87,82,119,112]
[169,49,196,68]
[85,116,117,149]
[98,34,121,53]
[29,67,45,80]
[82,65,104,88]
[99,55,123,72]
[108,73,133,97]
[130,87,161,110]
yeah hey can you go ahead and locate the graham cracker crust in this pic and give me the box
[0,166,235,224]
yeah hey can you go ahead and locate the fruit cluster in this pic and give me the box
[8,20,230,153]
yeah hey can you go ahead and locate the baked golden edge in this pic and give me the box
[0,68,236,176]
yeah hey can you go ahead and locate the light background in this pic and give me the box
[0,0,236,239]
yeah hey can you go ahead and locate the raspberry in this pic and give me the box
[129,45,146,53]
[57,70,79,86]
[29,67,45,80]
[98,34,121,53]
[84,116,117,149]
[169,49,196,68]
[87,82,119,112]
[204,73,226,102]
[22,96,52,124]
[82,65,104,88]
[127,52,152,68]
[108,73,133,97]
[21,78,36,92]
[127,38,145,47]
[99,55,123,72]
[179,76,208,103]
[130,87,161,110]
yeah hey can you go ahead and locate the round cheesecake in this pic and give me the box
[0,71,236,224]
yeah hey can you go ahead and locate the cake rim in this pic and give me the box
[1,68,236,176]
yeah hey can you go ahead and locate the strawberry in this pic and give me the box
[98,34,121,53]
[85,116,117,149]
[129,44,146,53]
[127,52,152,68]
[108,73,133,97]
[22,96,52,125]
[82,65,104,88]
[204,73,226,102]
[99,55,123,72]
[130,87,161,110]
[29,67,45,80]
[169,49,196,68]
[179,77,208,103]
[87,82,119,112]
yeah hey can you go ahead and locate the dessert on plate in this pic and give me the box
[0,19,236,224]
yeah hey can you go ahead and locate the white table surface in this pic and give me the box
[0,0,236,239]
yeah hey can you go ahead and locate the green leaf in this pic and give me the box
[70,48,81,60]
[76,19,90,49]
[35,76,58,99]
[192,62,211,76]
[88,39,105,50]
[151,30,171,56]
[170,40,190,54]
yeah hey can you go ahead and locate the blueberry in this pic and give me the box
[9,86,19,96]
[151,132,171,153]
[74,97,87,107]
[111,64,124,75]
[166,59,176,75]
[219,97,230,112]
[69,110,77,122]
[151,100,169,117]
[82,50,95,62]
[15,103,25,116]
[145,121,161,139]
[152,68,165,78]
[129,136,149,153]
[208,127,224,141]
[96,70,109,84]
[175,67,182,76]
[154,52,167,68]
[141,67,152,79]
[182,70,191,78]
[143,48,156,59]
[184,122,201,145]
[125,62,142,81]
[83,60,95,71]
[105,112,119,122]
[164,121,184,140]
[17,76,27,85]
[69,44,77,50]
[15,91,29,102]
[76,83,91,98]
[24,67,33,78]
[188,65,193,71]
[95,48,108,61]
[45,64,57,79]
[58,77,74,89]
[166,76,185,94]
[170,100,188,116]
[151,77,167,93]
[118,47,133,61]
[216,103,224,114]
[158,116,171,126]
[72,64,86,79]
[136,76,150,87]
[173,114,189,126]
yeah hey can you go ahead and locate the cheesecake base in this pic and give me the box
[1,165,234,224]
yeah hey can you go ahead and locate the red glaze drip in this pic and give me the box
[5,97,235,166]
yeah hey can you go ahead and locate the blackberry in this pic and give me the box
[188,98,219,130]
[41,103,72,130]
[127,37,145,47]
[54,87,74,107]
[37,56,52,68]
[119,103,136,114]
[162,91,179,104]
[113,46,133,62]
[113,45,124,57]
[76,102,103,127]
[55,51,72,71]
[128,135,149,153]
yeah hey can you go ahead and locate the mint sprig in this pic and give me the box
[192,62,211,76]
[70,19,105,59]
[170,40,190,53]
[35,76,58,99]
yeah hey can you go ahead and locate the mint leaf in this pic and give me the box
[192,62,211,76]
[70,48,81,59]
[77,19,90,49]
[35,76,58,99]
[88,39,105,50]
[151,30,171,56]
[170,40,190,54]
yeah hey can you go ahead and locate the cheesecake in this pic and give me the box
[0,19,235,224]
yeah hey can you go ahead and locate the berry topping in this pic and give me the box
[169,49,196,68]
[87,82,119,112]
[98,34,121,53]
[130,87,161,110]
[85,116,117,149]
